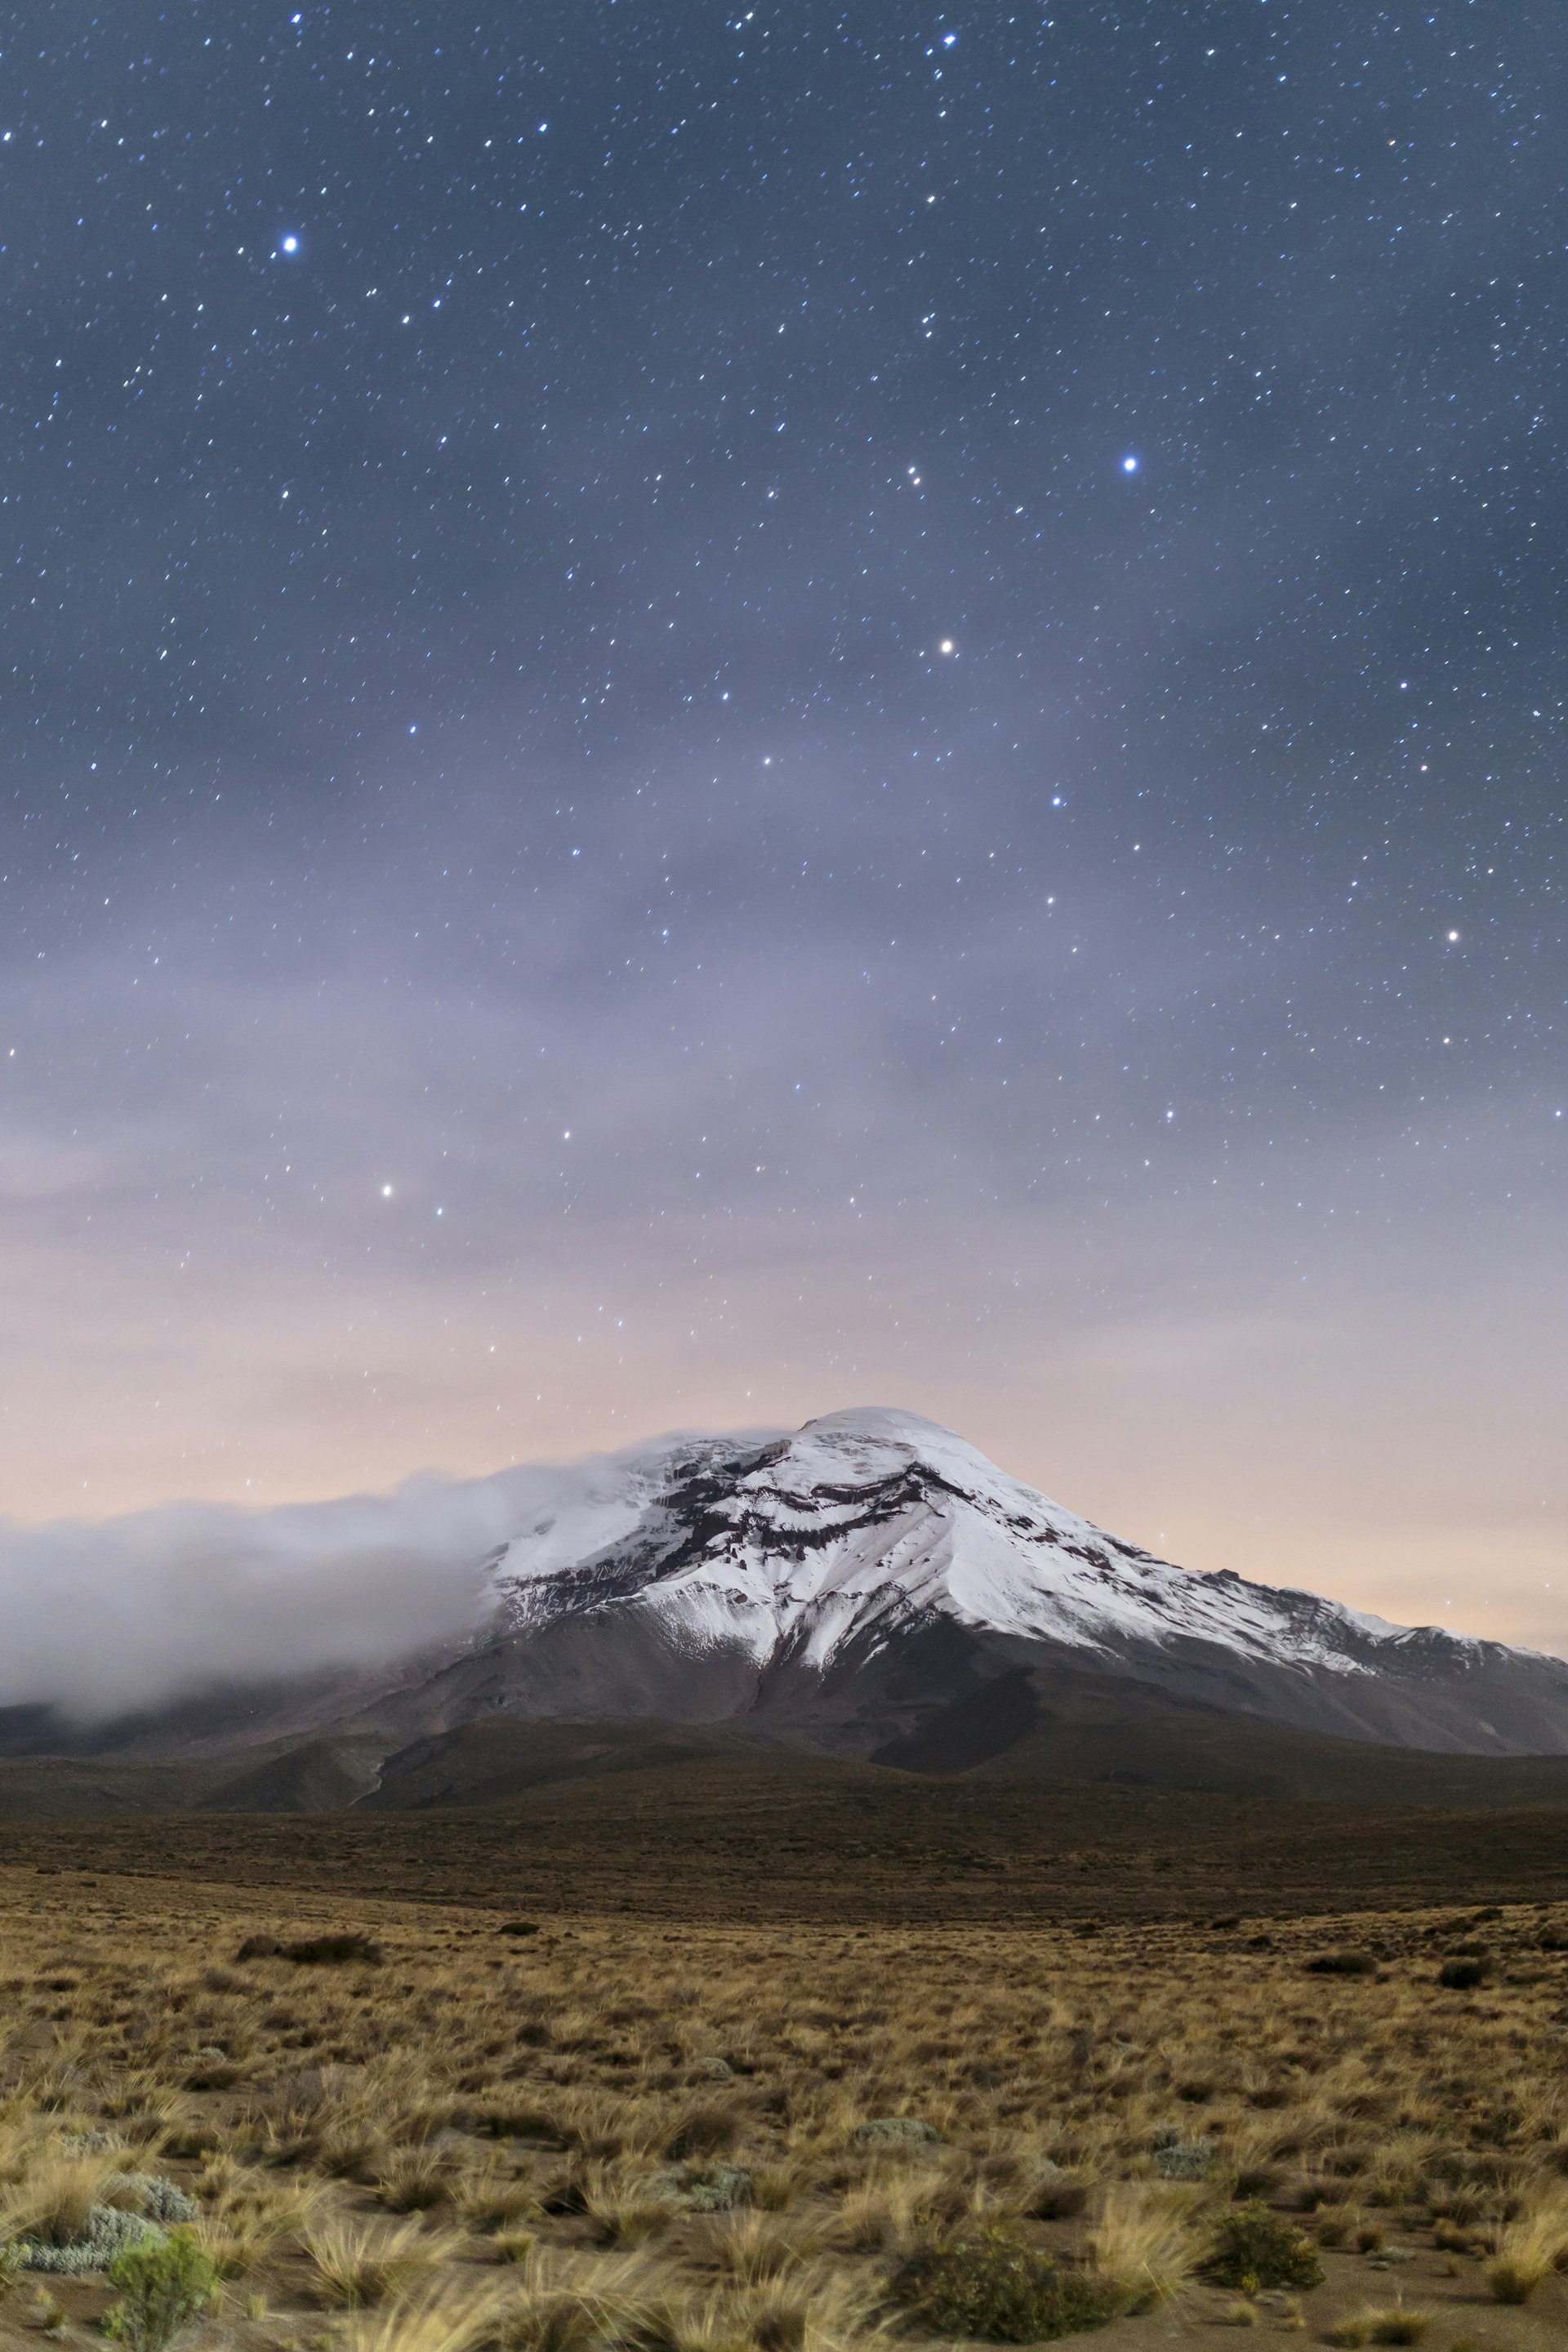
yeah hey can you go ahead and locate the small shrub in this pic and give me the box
[1152,2132,1213,2181]
[103,2229,220,2352]
[19,2207,158,2275]
[657,2161,753,2213]
[283,1933,383,1967]
[105,2175,198,2229]
[1305,1953,1376,1978]
[1203,2204,1324,2293]
[891,2225,1125,2341]
[498,1922,541,1938]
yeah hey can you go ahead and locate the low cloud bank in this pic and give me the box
[0,1441,722,1726]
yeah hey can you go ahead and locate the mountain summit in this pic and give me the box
[490,1407,1396,1677]
[344,1406,1568,1763]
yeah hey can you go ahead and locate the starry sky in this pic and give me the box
[2,1,1562,1645]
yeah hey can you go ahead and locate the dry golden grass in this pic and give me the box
[1083,2184,1197,2309]
[3,1864,1568,2348]
[0,2146,121,2249]
[341,2283,508,2352]
[303,2212,454,2306]
[1485,2185,1568,2302]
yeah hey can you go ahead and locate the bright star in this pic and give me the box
[381,1184,394,1198]
[939,639,955,655]
[1121,454,1139,474]
[280,234,299,255]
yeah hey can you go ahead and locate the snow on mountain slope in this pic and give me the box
[485,1406,1475,1685]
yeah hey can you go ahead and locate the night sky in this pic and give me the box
[2,2,1562,1644]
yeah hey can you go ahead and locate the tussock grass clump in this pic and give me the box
[1325,2304,1433,2346]
[1485,2192,1568,2302]
[452,2167,541,2235]
[891,2225,1125,2341]
[574,2162,674,2249]
[662,2102,748,2160]
[2,2146,122,2246]
[304,2215,450,2307]
[343,2286,507,2352]
[376,2146,458,2213]
[825,2167,945,2255]
[498,2259,673,2352]
[699,2210,818,2284]
[1084,2184,1196,2310]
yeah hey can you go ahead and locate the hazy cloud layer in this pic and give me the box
[0,1456,631,1723]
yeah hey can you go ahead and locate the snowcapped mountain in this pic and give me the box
[374,1406,1568,1761]
[486,1407,1423,1677]
[11,1408,1565,1788]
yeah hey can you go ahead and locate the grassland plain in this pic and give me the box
[10,1764,1568,1922]
[6,1864,1568,2352]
